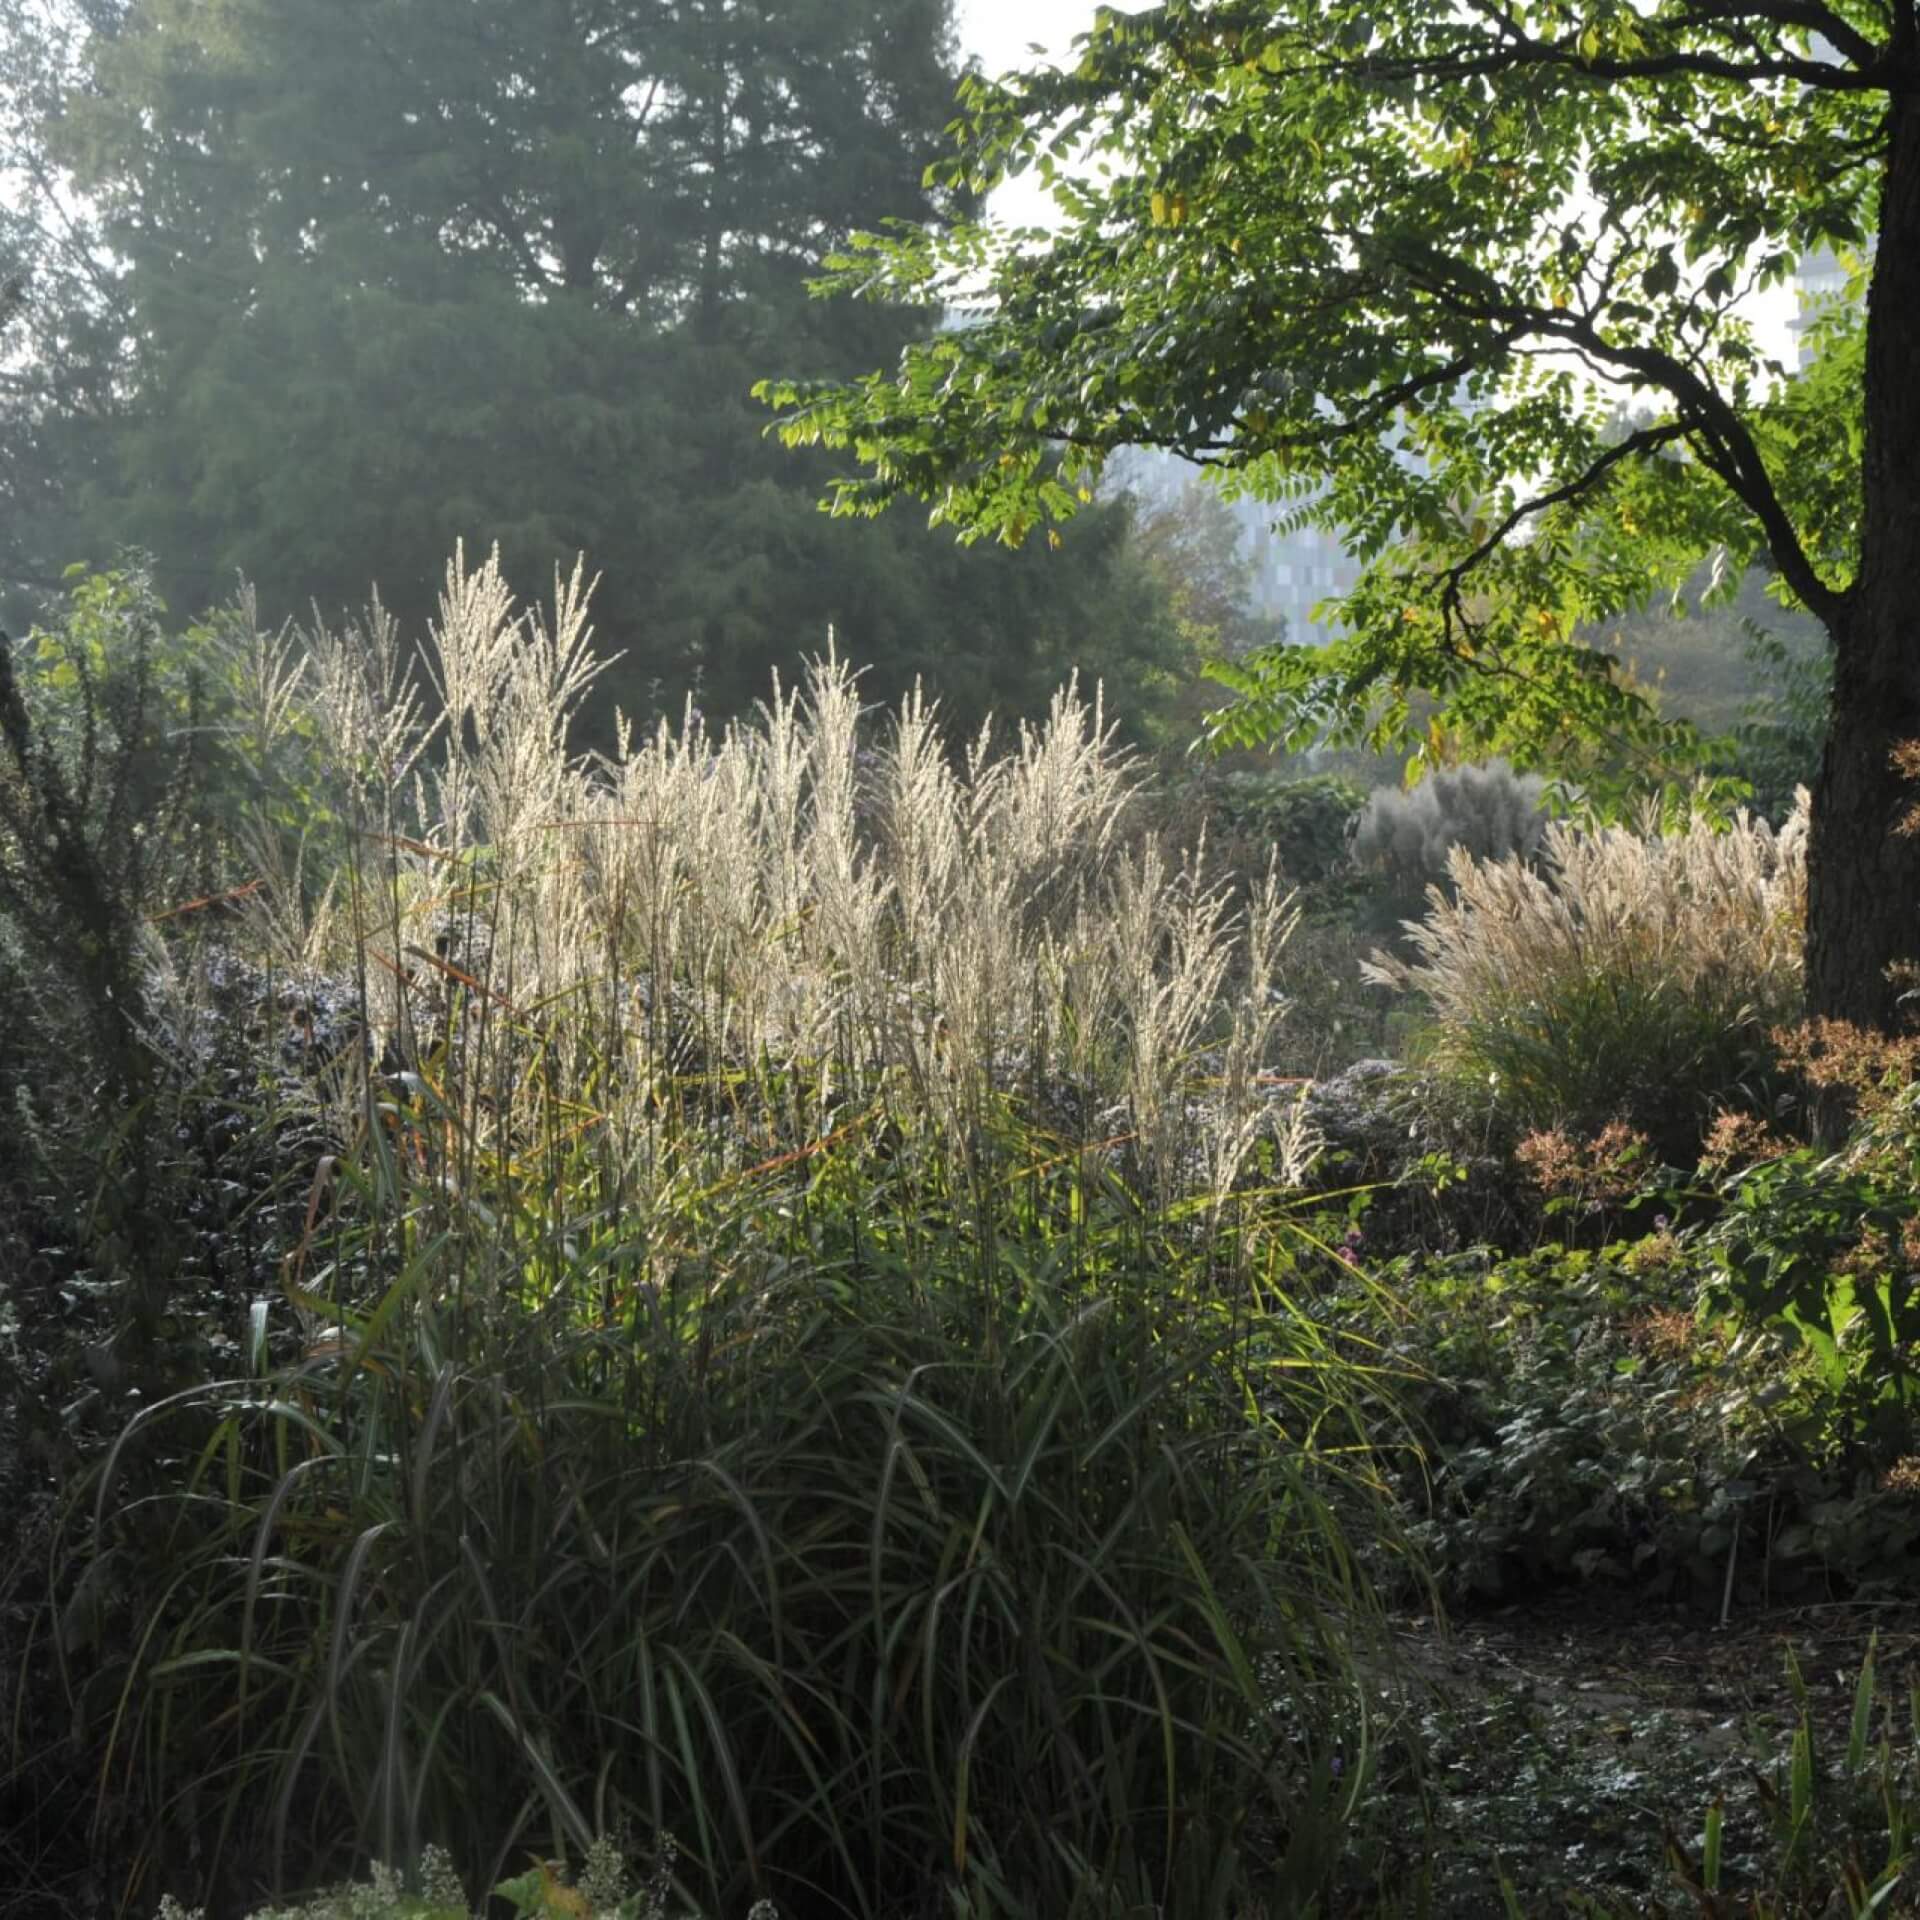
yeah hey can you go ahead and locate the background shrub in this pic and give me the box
[1150,766,1398,1075]
[0,572,329,1337]
[1208,768,1367,891]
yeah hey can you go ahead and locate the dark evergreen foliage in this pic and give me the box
[0,0,1209,739]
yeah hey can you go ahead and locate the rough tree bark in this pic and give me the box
[1807,77,1920,1032]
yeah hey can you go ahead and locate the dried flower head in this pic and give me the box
[1834,1224,1894,1281]
[1698,1106,1786,1176]
[1515,1120,1650,1205]
[1892,739,1920,838]
[1772,1017,1920,1121]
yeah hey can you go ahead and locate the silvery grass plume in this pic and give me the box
[91,555,1391,1920]
[1106,839,1235,1207]
[272,548,1317,1222]
[1209,865,1314,1207]
[1363,792,1808,1016]
[308,590,434,815]
[1362,789,1809,1142]
[218,583,310,766]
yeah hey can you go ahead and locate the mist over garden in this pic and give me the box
[3,3,1920,1915]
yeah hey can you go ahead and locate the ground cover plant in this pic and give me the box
[1301,1073,1920,1915]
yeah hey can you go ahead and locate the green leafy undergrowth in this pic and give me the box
[1686,1073,1920,1465]
[1203,769,1368,894]
[1341,1240,1920,1604]
[72,1116,1397,1920]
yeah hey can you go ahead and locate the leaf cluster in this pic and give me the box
[765,0,1880,785]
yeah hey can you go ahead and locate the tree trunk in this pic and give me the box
[1805,82,1920,1031]
[694,0,731,343]
[1807,614,1920,1030]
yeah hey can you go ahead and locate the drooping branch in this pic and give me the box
[1675,0,1884,70]
[1545,317,1845,623]
[1462,0,1888,73]
[1034,1,1898,103]
[1375,35,1892,93]
[958,322,1515,482]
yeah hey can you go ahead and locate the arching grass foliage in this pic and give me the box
[54,550,1405,1919]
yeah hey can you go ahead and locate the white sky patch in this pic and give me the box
[955,0,1111,229]
[955,0,1101,80]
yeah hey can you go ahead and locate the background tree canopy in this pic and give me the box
[763,0,1917,1028]
[0,0,1258,743]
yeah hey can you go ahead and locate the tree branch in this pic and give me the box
[1020,332,1511,473]
[1361,247,1844,620]
[1547,315,1843,621]
[1242,1,1899,92]
[1674,0,1884,70]
[1394,39,1889,92]
[1436,420,1694,637]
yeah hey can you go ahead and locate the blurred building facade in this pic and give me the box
[1792,248,1853,370]
[1112,449,1363,645]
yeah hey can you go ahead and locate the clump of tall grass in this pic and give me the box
[1364,793,1807,1158]
[1351,759,1548,904]
[225,543,1316,1216]
[64,549,1398,1919]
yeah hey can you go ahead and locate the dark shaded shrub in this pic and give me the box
[1210,769,1367,890]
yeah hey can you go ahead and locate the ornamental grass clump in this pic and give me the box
[1350,758,1548,903]
[1364,793,1807,1159]
[63,549,1396,1920]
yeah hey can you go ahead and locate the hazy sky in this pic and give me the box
[952,0,1113,229]
[955,0,1102,76]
